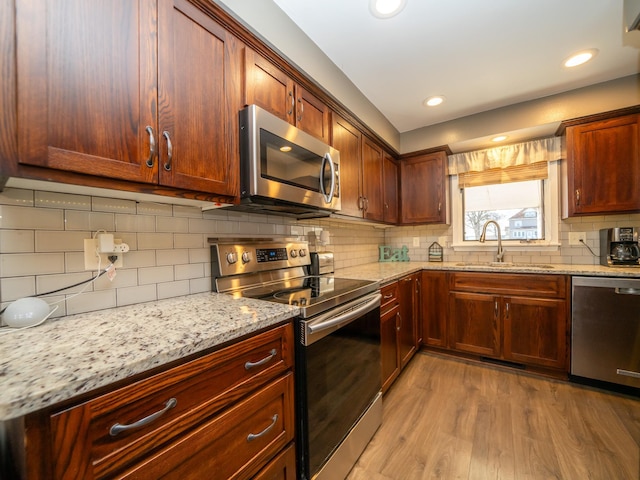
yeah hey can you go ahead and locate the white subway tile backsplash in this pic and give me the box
[137,232,173,250]
[1,253,65,277]
[138,266,174,285]
[158,280,190,299]
[92,197,136,214]
[35,231,89,252]
[115,213,156,233]
[174,233,204,249]
[117,284,157,306]
[155,248,189,266]
[64,210,115,232]
[36,272,94,296]
[0,205,64,230]
[94,268,138,290]
[156,216,189,233]
[173,204,204,218]
[35,191,91,211]
[188,217,217,234]
[188,248,209,264]
[137,202,173,216]
[0,230,34,253]
[0,188,34,206]
[121,250,156,269]
[175,263,204,281]
[1,276,36,302]
[190,277,211,294]
[66,289,117,315]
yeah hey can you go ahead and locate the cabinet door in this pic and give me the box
[16,0,158,183]
[567,114,640,215]
[244,49,295,124]
[398,275,417,369]
[158,0,239,196]
[381,304,400,393]
[383,153,399,224]
[361,136,384,221]
[331,113,363,218]
[401,151,448,224]
[421,270,448,348]
[449,291,500,357]
[503,296,568,369]
[295,86,330,142]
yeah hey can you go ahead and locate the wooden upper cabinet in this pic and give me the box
[383,153,399,224]
[561,109,640,217]
[244,48,329,142]
[361,136,384,221]
[157,0,240,195]
[16,0,158,184]
[331,112,363,217]
[400,150,449,224]
[15,0,240,197]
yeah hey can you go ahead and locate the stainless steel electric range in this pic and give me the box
[210,239,382,480]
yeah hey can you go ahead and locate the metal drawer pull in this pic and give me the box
[383,293,394,299]
[109,397,177,436]
[145,126,156,168]
[617,369,640,379]
[247,414,278,442]
[245,348,277,370]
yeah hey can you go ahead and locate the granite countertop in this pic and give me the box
[336,261,640,284]
[0,292,298,421]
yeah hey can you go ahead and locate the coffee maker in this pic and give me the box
[600,227,640,266]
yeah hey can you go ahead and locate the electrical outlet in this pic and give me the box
[413,237,420,247]
[84,239,124,270]
[568,232,587,246]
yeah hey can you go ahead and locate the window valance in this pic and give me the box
[448,136,561,176]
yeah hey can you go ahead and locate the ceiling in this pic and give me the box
[272,0,640,135]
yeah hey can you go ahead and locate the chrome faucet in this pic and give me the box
[479,220,505,262]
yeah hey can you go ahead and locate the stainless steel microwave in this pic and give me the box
[232,105,341,218]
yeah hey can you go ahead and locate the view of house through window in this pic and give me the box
[463,180,544,241]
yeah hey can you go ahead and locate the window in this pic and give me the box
[463,180,544,241]
[451,161,560,250]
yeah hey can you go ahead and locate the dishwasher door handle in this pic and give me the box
[617,369,640,379]
[615,287,640,295]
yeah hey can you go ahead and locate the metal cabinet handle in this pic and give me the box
[288,91,294,115]
[383,293,394,299]
[494,300,499,318]
[247,414,278,442]
[244,348,277,370]
[297,98,304,121]
[575,189,581,205]
[163,131,173,171]
[109,397,177,436]
[438,202,442,213]
[396,312,402,331]
[505,302,509,318]
[145,126,156,168]
[358,196,365,210]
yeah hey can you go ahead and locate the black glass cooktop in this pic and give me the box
[237,275,378,318]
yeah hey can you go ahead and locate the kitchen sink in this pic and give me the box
[455,262,554,269]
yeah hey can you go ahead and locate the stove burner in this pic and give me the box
[274,288,311,306]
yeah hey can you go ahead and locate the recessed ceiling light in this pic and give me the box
[563,49,598,68]
[424,95,445,107]
[369,0,407,19]
[492,135,508,142]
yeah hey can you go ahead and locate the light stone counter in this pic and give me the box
[0,292,298,420]
[336,261,640,284]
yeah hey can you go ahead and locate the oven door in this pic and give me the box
[296,292,382,479]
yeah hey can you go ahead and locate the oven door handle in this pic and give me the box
[304,293,381,345]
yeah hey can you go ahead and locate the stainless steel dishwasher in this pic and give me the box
[572,276,640,389]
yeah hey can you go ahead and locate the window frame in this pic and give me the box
[451,160,560,252]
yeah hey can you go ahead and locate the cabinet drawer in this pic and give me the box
[50,323,294,479]
[450,272,567,298]
[253,442,297,480]
[380,281,399,311]
[120,373,295,480]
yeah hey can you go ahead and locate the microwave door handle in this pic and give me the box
[320,153,336,204]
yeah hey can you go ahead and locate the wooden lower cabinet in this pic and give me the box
[12,323,296,480]
[380,273,421,393]
[447,272,570,373]
[421,270,448,348]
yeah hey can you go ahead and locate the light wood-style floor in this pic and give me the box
[347,352,640,480]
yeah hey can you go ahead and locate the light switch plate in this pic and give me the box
[413,237,420,247]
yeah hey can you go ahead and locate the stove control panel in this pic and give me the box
[210,240,311,277]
